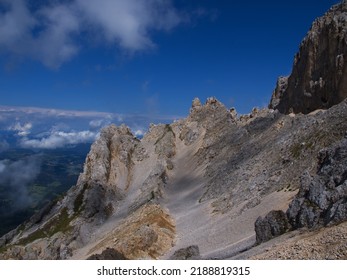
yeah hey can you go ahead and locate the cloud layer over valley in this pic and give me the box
[0,155,41,209]
[20,130,97,149]
[0,105,179,149]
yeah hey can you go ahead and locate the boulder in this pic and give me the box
[87,248,127,260]
[255,210,290,244]
[170,245,201,260]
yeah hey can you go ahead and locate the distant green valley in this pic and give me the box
[0,144,90,236]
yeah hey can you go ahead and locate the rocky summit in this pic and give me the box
[1,1,347,260]
[270,1,347,114]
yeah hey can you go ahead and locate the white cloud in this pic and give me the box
[20,130,98,149]
[116,114,124,122]
[0,105,182,150]
[0,156,41,208]
[76,0,181,51]
[89,119,111,130]
[0,0,36,48]
[134,129,145,138]
[0,0,78,68]
[0,160,6,172]
[89,119,104,129]
[8,121,32,136]
[33,4,80,68]
[0,0,183,68]
[0,105,113,118]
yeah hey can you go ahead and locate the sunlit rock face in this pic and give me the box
[270,1,347,114]
[2,1,347,261]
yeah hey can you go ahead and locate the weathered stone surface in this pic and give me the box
[269,76,288,109]
[287,138,347,229]
[86,204,175,260]
[78,124,137,190]
[170,245,201,260]
[270,1,347,114]
[256,137,347,244]
[250,221,347,260]
[3,92,347,259]
[1,94,347,260]
[154,124,176,158]
[255,210,290,244]
[87,248,127,260]
[3,2,347,259]
[229,107,238,121]
[191,97,202,112]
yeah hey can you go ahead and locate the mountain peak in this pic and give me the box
[269,0,347,114]
[2,2,347,260]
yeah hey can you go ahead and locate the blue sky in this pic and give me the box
[0,0,340,148]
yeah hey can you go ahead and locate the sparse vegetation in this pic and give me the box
[104,203,114,218]
[17,208,72,246]
[277,183,295,192]
[290,142,305,159]
[0,145,89,237]
[290,128,344,160]
[155,124,175,145]
[17,224,26,233]
[0,245,9,254]
[74,184,88,213]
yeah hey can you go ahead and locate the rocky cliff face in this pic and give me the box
[287,139,347,229]
[2,96,347,260]
[255,136,347,244]
[2,1,347,260]
[270,1,347,114]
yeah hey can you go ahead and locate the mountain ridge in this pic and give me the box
[1,1,347,260]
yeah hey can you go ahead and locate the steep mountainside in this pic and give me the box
[1,97,347,259]
[1,1,347,260]
[270,0,347,114]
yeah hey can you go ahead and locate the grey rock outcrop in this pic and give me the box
[255,137,347,243]
[270,76,288,110]
[87,248,127,260]
[255,210,290,244]
[270,1,347,114]
[170,245,201,260]
[287,138,347,229]
[2,96,347,259]
[78,124,137,190]
[2,1,347,258]
[0,123,175,259]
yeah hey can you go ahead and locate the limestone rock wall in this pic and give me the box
[270,1,347,114]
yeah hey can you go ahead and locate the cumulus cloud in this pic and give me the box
[33,4,80,67]
[0,156,41,209]
[0,0,79,68]
[134,129,145,138]
[0,0,36,48]
[89,118,112,130]
[20,130,98,149]
[0,0,183,68]
[75,0,181,50]
[1,105,182,150]
[8,121,32,136]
